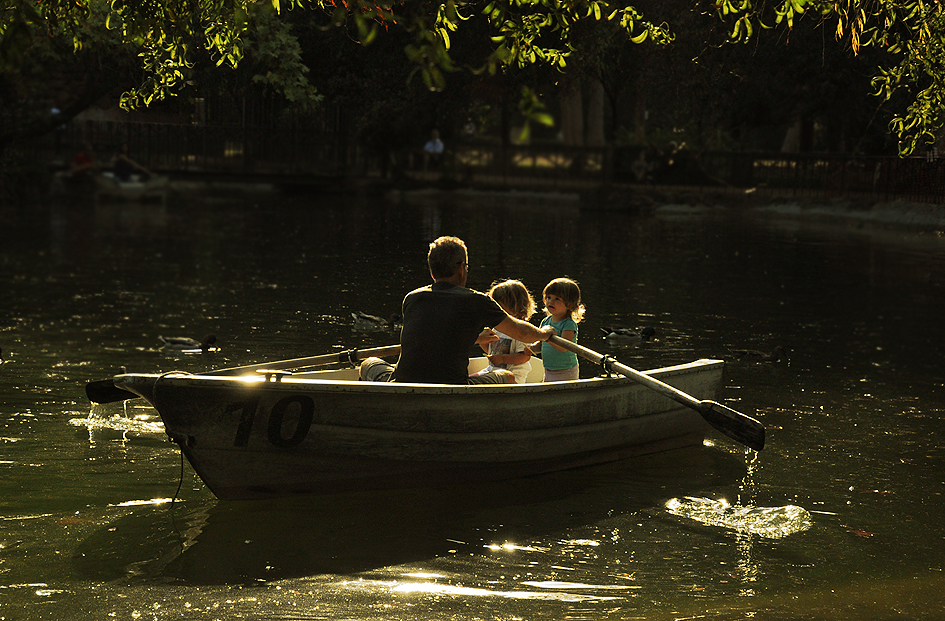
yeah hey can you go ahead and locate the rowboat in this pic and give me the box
[94,172,169,204]
[86,338,764,500]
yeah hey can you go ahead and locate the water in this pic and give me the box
[2,189,944,620]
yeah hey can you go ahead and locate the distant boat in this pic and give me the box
[94,172,169,204]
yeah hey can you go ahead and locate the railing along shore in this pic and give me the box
[34,120,945,204]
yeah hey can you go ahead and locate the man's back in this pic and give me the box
[393,282,506,384]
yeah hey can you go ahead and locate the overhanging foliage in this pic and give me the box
[1,0,943,153]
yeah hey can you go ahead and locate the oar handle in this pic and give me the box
[209,345,402,376]
[85,344,402,403]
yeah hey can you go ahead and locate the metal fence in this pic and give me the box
[651,150,945,204]
[44,120,945,203]
[418,142,945,203]
[58,118,346,180]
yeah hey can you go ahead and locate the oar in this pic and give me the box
[209,345,401,376]
[548,335,765,451]
[85,344,402,404]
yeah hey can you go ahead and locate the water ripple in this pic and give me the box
[389,581,623,601]
[665,496,813,539]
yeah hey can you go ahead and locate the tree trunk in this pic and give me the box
[560,75,583,146]
[586,76,605,147]
[634,73,647,143]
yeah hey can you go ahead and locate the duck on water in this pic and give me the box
[159,334,217,352]
[730,345,788,362]
[600,326,656,341]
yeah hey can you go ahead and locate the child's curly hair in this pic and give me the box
[488,279,537,321]
[543,277,586,323]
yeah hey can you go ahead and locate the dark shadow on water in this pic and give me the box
[73,444,747,585]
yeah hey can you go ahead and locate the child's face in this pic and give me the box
[544,293,569,319]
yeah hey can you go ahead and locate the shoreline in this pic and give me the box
[387,181,945,232]
[30,172,945,234]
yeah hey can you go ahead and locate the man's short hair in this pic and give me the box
[428,236,467,279]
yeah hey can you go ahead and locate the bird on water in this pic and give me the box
[159,334,217,352]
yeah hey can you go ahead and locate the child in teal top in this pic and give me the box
[539,277,585,381]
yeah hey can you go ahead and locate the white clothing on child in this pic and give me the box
[482,331,531,384]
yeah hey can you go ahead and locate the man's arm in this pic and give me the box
[494,316,555,345]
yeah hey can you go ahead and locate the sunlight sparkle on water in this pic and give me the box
[109,498,174,507]
[69,414,164,435]
[521,581,640,590]
[665,497,813,539]
[402,572,444,579]
[484,543,549,552]
[390,581,622,601]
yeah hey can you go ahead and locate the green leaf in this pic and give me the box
[517,123,531,143]
[362,23,378,45]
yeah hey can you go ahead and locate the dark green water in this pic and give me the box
[1,190,943,620]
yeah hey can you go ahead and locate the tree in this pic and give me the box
[0,0,942,154]
[720,0,945,155]
[0,2,320,147]
[0,2,131,148]
[0,0,671,136]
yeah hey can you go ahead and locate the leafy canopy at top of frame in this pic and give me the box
[2,0,944,154]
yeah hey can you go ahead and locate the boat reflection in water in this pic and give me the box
[73,442,749,588]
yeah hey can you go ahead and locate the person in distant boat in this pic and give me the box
[538,277,585,381]
[112,142,152,181]
[471,279,537,385]
[70,144,97,178]
[359,236,555,384]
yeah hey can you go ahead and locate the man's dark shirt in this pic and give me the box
[392,282,508,384]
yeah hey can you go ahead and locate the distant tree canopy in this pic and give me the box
[0,0,942,154]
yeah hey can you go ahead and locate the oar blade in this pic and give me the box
[86,378,138,404]
[698,401,765,452]
[547,334,767,452]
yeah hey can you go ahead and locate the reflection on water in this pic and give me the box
[70,402,166,436]
[664,497,813,539]
[72,444,748,586]
[391,579,628,601]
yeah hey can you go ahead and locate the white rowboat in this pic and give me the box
[99,351,730,500]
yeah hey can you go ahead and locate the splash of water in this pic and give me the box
[665,496,812,539]
[69,415,164,434]
[69,403,165,435]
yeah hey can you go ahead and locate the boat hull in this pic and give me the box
[114,359,724,499]
[93,173,169,204]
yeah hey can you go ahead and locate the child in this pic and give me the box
[474,279,537,384]
[539,277,585,381]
